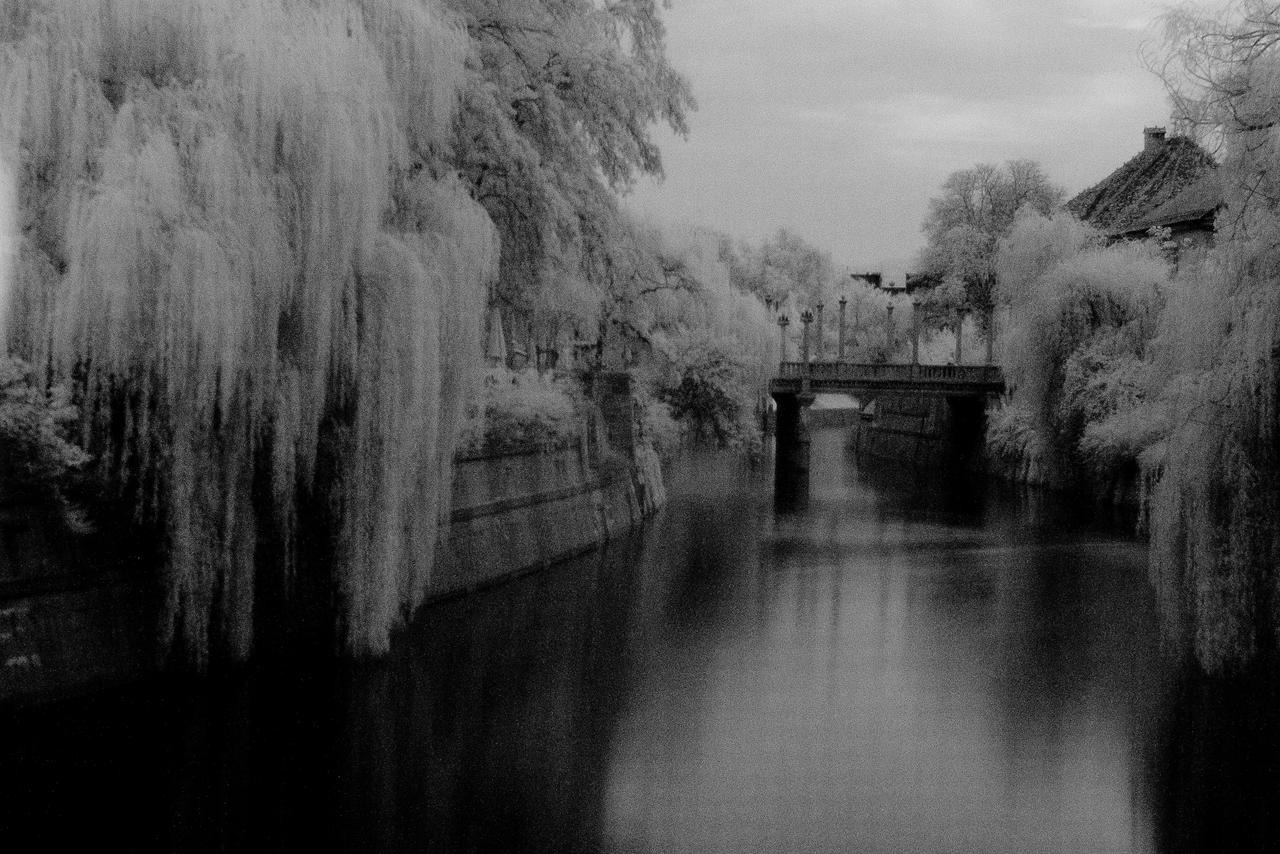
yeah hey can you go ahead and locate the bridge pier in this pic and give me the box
[773,390,814,502]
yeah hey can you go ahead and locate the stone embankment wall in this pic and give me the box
[987,438,1141,507]
[432,434,664,598]
[848,392,989,468]
[2,374,665,703]
[849,394,948,464]
[0,496,149,704]
[847,392,1141,508]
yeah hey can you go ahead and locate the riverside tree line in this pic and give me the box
[1,0,1277,675]
[0,0,885,664]
[920,1,1280,674]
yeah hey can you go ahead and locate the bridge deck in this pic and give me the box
[769,361,1004,396]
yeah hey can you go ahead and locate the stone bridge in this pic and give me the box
[770,361,1006,500]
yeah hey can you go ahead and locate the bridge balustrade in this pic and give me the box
[775,361,1003,387]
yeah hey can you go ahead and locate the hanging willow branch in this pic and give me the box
[0,0,499,663]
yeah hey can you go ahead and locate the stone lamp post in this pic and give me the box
[837,296,847,361]
[814,302,825,361]
[800,309,814,364]
[777,314,790,361]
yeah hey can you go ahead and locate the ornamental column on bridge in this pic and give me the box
[837,297,847,361]
[815,303,825,361]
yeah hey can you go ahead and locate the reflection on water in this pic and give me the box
[1,430,1277,852]
[605,434,1164,854]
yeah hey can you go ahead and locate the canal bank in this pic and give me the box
[843,391,1143,509]
[1,374,667,704]
[433,435,665,600]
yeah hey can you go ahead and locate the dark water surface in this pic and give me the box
[2,430,1278,853]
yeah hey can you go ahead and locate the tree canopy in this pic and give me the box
[447,0,695,334]
[917,160,1065,321]
[1140,0,1280,672]
[718,227,838,310]
[1,0,500,661]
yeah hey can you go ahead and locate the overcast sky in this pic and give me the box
[626,0,1194,278]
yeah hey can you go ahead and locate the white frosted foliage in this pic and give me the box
[0,149,14,351]
[1,0,496,661]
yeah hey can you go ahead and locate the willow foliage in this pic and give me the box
[0,0,498,662]
[1142,241,1280,671]
[449,0,693,339]
[1141,0,1280,671]
[996,211,1165,449]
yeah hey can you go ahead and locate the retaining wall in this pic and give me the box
[431,438,663,598]
[849,393,951,465]
[849,392,989,468]
[3,426,666,704]
[0,498,149,704]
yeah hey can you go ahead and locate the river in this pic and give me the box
[1,429,1277,852]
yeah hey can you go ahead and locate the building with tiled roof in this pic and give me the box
[1111,169,1221,245]
[1066,127,1217,237]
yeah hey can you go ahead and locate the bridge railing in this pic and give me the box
[776,361,1003,386]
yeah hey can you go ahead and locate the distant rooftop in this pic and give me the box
[1065,127,1216,234]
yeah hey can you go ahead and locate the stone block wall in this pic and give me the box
[850,393,949,465]
[431,439,657,598]
[1,376,667,702]
[0,496,150,704]
[849,392,988,468]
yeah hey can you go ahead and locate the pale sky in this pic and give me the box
[626,0,1191,277]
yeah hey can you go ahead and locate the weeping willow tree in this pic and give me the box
[0,152,13,351]
[988,210,1167,487]
[1142,0,1280,671]
[610,222,775,448]
[0,0,499,663]
[448,0,694,355]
